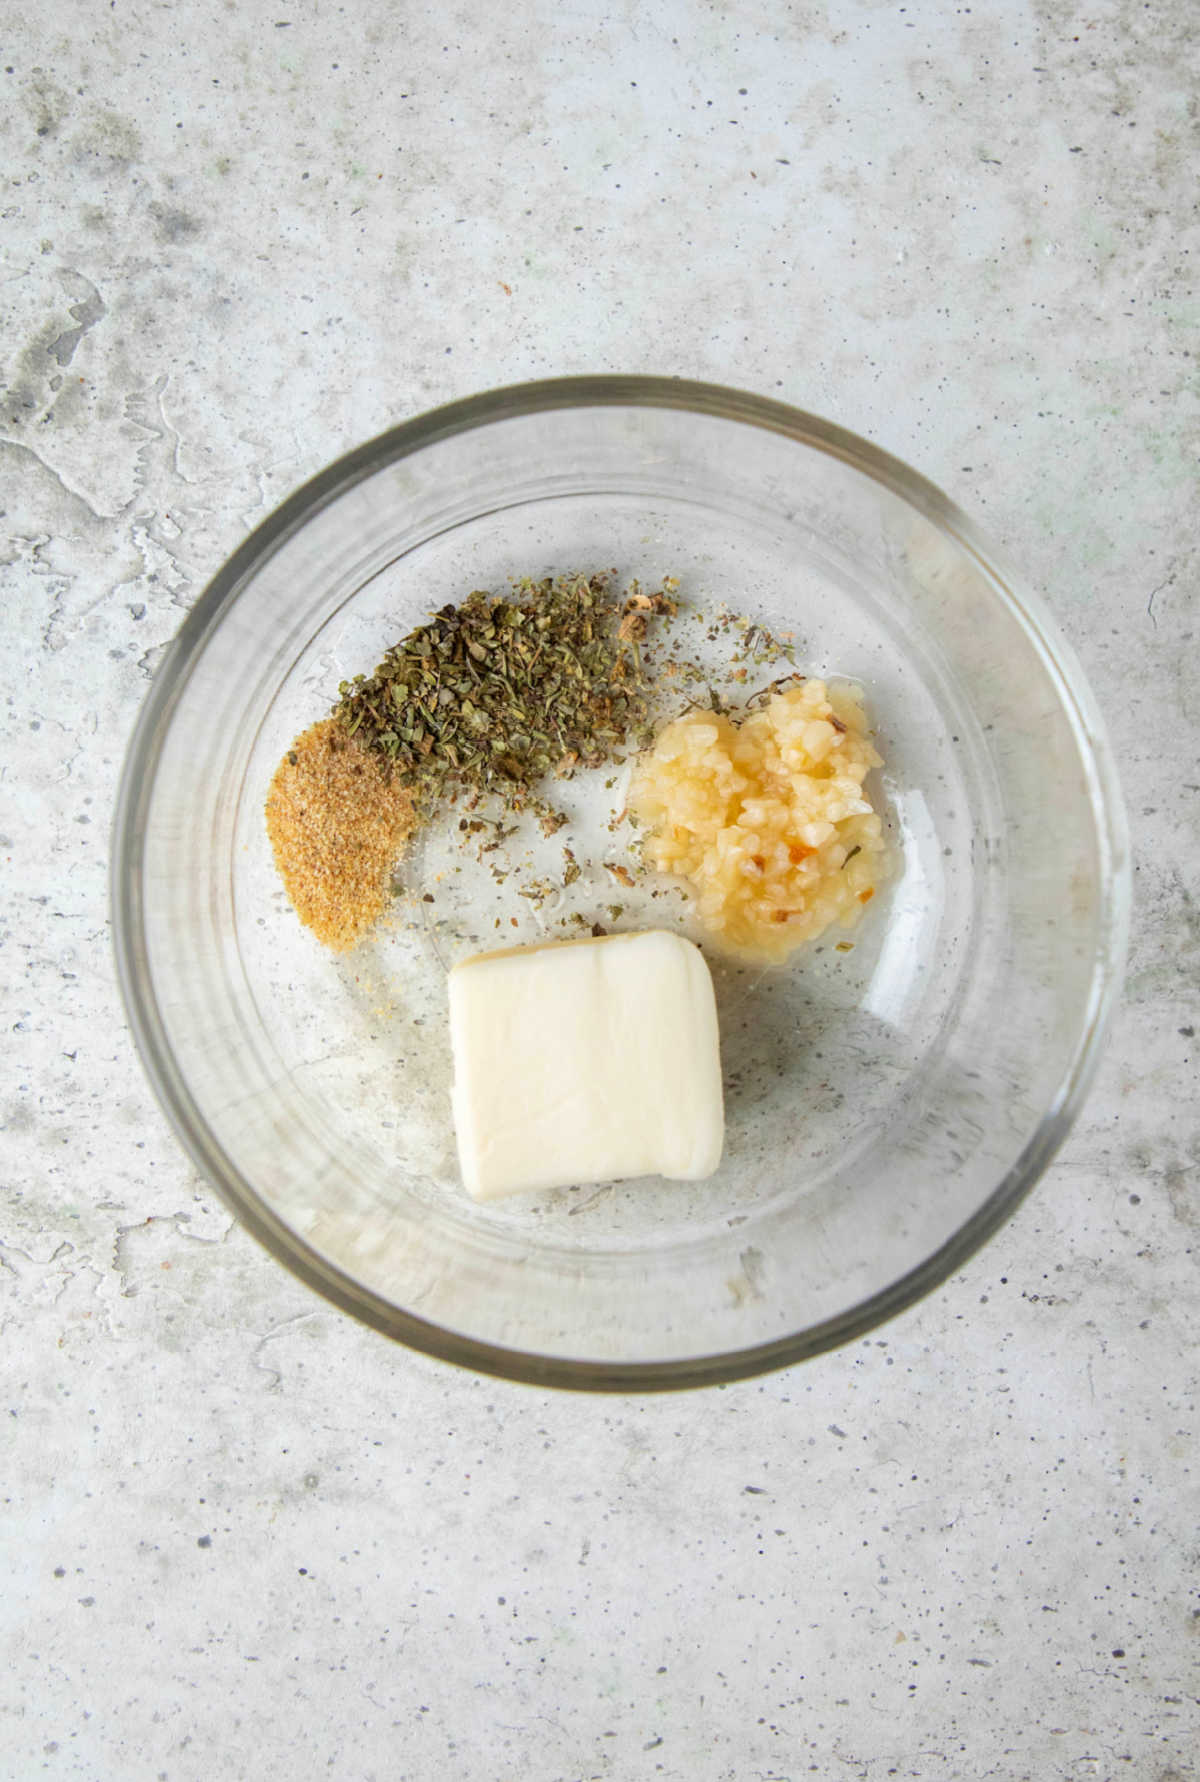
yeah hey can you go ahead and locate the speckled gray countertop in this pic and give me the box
[2,3,1197,1778]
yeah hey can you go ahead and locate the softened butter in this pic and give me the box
[448,929,724,1200]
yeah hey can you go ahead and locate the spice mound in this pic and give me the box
[629,678,887,963]
[333,572,676,831]
[265,718,416,953]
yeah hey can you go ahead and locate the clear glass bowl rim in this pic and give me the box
[110,374,1131,1393]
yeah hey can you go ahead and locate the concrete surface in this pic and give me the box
[2,1,1197,1777]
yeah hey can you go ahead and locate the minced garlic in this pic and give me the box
[629,679,887,963]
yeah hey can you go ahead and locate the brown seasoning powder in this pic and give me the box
[265,717,416,952]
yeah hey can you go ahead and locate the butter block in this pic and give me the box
[448,929,724,1201]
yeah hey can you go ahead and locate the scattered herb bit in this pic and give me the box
[607,904,625,920]
[562,846,581,888]
[517,877,557,906]
[605,861,636,888]
[745,671,806,710]
[716,604,798,670]
[842,845,862,868]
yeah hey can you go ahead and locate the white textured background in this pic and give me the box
[2,2,1197,1778]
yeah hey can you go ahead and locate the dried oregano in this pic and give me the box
[333,572,677,829]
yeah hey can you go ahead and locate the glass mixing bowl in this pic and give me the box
[112,377,1129,1390]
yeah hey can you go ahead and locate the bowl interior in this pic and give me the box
[116,384,1127,1387]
